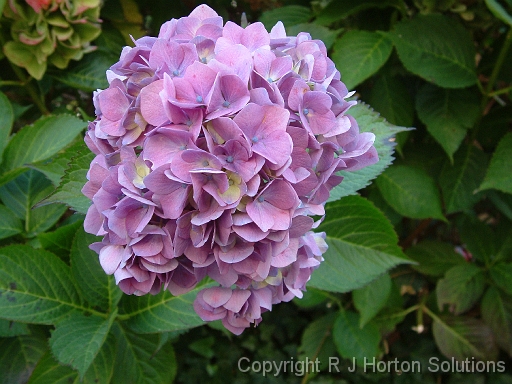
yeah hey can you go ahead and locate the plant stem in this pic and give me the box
[485,27,512,97]
[0,80,24,87]
[10,64,50,115]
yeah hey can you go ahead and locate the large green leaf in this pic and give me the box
[0,319,29,337]
[0,90,14,159]
[368,74,414,128]
[0,204,23,240]
[0,332,47,384]
[389,14,477,88]
[111,323,177,384]
[259,5,311,30]
[50,311,116,378]
[439,145,488,214]
[353,273,391,327]
[0,170,67,237]
[332,31,393,90]
[405,240,465,277]
[315,0,405,26]
[71,227,122,311]
[436,264,485,315]
[376,165,445,220]
[481,287,512,356]
[432,315,498,361]
[457,217,497,263]
[308,196,410,292]
[40,149,94,214]
[1,115,87,184]
[0,245,82,324]
[416,84,480,160]
[333,310,381,364]
[120,279,216,333]
[328,103,408,201]
[479,132,512,194]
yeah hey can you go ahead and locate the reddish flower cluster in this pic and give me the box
[83,4,378,334]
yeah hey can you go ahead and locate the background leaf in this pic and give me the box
[389,14,477,88]
[331,31,393,90]
[259,5,311,29]
[333,310,380,364]
[479,132,512,194]
[0,204,23,240]
[439,145,488,214]
[481,287,512,356]
[308,196,410,292]
[416,84,480,160]
[436,264,485,315]
[376,165,445,220]
[432,316,498,361]
[0,90,14,159]
[405,241,465,276]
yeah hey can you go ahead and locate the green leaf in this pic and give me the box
[287,23,340,49]
[0,90,14,159]
[0,170,67,237]
[298,312,337,367]
[333,310,380,364]
[457,217,497,263]
[405,241,465,277]
[436,264,485,315]
[259,5,311,30]
[0,332,47,384]
[0,245,82,324]
[331,31,393,90]
[71,227,122,311]
[30,139,86,187]
[0,319,29,337]
[39,149,95,214]
[29,334,116,384]
[481,287,512,356]
[367,74,414,128]
[315,0,405,26]
[1,114,87,177]
[432,315,498,361]
[353,273,391,327]
[479,132,512,194]
[416,84,480,160]
[439,145,488,214]
[376,165,445,220]
[51,51,113,92]
[111,323,177,384]
[328,103,408,200]
[308,196,410,292]
[38,220,84,260]
[0,204,23,240]
[490,263,512,295]
[389,14,477,88]
[50,311,116,378]
[485,0,512,26]
[120,279,216,333]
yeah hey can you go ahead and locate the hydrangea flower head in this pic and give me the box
[2,0,101,79]
[83,4,378,334]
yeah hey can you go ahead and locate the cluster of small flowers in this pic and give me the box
[83,4,378,334]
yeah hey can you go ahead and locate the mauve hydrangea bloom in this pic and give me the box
[83,4,378,334]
